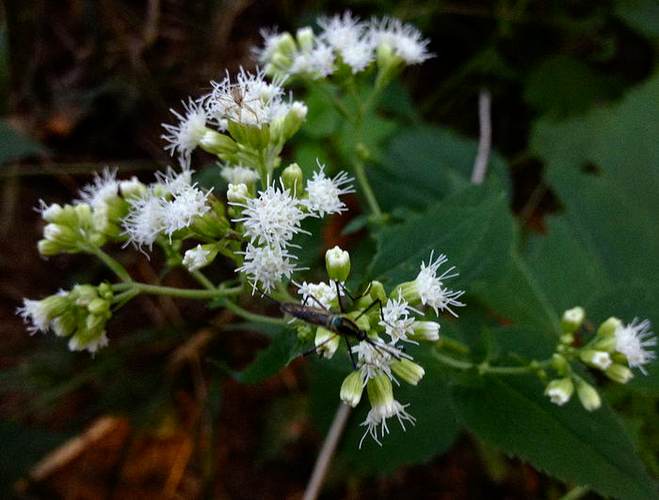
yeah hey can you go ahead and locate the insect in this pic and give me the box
[222,84,263,125]
[276,282,405,368]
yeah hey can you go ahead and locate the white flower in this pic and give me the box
[296,280,338,310]
[183,244,211,272]
[68,332,109,354]
[318,12,375,74]
[237,243,299,293]
[290,42,336,78]
[77,168,119,209]
[205,67,287,127]
[380,294,418,344]
[352,340,410,382]
[156,167,193,195]
[161,98,209,159]
[122,190,166,249]
[227,183,249,203]
[17,299,51,334]
[302,165,354,217]
[231,181,308,248]
[368,17,432,65]
[341,39,375,73]
[161,183,210,237]
[221,165,260,185]
[39,202,64,222]
[615,319,656,374]
[415,251,465,316]
[253,28,284,64]
[359,399,415,448]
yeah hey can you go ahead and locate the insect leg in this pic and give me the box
[335,281,346,313]
[304,293,330,311]
[354,298,385,323]
[302,333,339,357]
[344,335,357,370]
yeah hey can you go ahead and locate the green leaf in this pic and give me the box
[368,125,511,212]
[452,376,658,500]
[369,186,515,289]
[615,0,659,39]
[235,329,305,384]
[0,119,44,165]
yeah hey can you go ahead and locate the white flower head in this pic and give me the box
[368,17,433,65]
[68,331,109,354]
[183,244,211,272]
[290,42,336,78]
[237,243,300,293]
[253,28,284,64]
[221,164,260,185]
[205,67,286,127]
[341,39,375,73]
[231,180,308,248]
[122,189,166,250]
[319,11,365,52]
[302,164,354,217]
[162,183,210,237]
[17,299,51,334]
[161,98,209,159]
[352,339,410,383]
[615,319,656,374]
[296,280,338,310]
[359,399,415,448]
[77,168,119,209]
[156,167,193,196]
[380,293,419,344]
[415,251,465,316]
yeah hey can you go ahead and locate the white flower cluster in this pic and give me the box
[231,166,354,293]
[122,168,210,250]
[255,11,432,79]
[614,318,656,374]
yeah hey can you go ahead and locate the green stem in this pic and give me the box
[112,282,242,300]
[86,246,132,282]
[191,270,216,291]
[222,300,289,326]
[351,158,383,219]
[433,349,551,376]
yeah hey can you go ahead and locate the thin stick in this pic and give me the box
[471,89,492,185]
[303,403,352,500]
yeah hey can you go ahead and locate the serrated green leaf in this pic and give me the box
[452,376,658,500]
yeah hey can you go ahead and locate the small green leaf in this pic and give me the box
[452,376,658,500]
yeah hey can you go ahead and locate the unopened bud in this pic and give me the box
[605,364,634,384]
[575,379,601,411]
[315,327,339,358]
[340,371,364,407]
[597,317,622,338]
[199,130,238,157]
[545,378,574,406]
[391,359,425,385]
[296,27,314,52]
[579,350,612,370]
[561,306,585,333]
[282,163,304,194]
[227,183,249,203]
[551,353,569,375]
[325,246,350,282]
[410,321,440,342]
[182,243,219,272]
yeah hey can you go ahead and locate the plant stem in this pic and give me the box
[87,246,133,282]
[112,282,242,300]
[222,300,289,326]
[191,270,216,291]
[433,349,550,376]
[351,157,383,219]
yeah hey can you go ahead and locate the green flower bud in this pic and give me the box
[597,317,622,338]
[52,311,77,337]
[575,379,601,411]
[274,32,296,57]
[325,246,350,282]
[44,223,78,247]
[227,183,249,203]
[296,324,313,342]
[592,334,617,353]
[41,294,70,319]
[37,239,60,256]
[340,371,364,407]
[579,349,612,371]
[550,353,569,375]
[391,359,425,385]
[73,203,94,226]
[271,52,293,71]
[87,298,110,316]
[296,27,314,52]
[559,333,575,345]
[545,378,574,406]
[182,243,220,272]
[315,327,340,359]
[410,321,440,342]
[199,130,238,157]
[366,373,394,409]
[272,102,307,144]
[282,163,304,194]
[368,281,388,304]
[605,364,634,384]
[72,284,98,306]
[561,306,585,333]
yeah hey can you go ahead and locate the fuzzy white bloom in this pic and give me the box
[77,168,119,209]
[157,167,193,196]
[237,243,299,293]
[342,39,375,73]
[221,165,260,185]
[318,12,375,73]
[205,67,287,127]
[415,251,465,316]
[253,28,284,64]
[161,184,210,237]
[547,386,571,406]
[183,244,211,272]
[68,332,109,354]
[290,42,336,77]
[122,190,166,249]
[39,202,64,223]
[161,98,209,159]
[359,399,415,448]
[296,280,337,310]
[352,340,410,383]
[368,17,433,65]
[614,319,656,374]
[302,166,354,217]
[227,183,249,203]
[380,294,418,344]
[231,181,308,249]
[17,299,51,334]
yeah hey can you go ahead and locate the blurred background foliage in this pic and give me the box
[1,0,658,498]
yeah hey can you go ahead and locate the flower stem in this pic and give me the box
[351,157,383,220]
[191,270,216,291]
[86,246,132,283]
[222,299,289,326]
[112,282,242,300]
[433,349,550,376]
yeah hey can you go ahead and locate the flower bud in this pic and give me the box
[87,297,110,316]
[561,306,585,333]
[545,378,574,406]
[41,203,64,223]
[605,364,634,384]
[410,321,440,342]
[391,359,425,385]
[199,130,238,157]
[37,239,60,256]
[296,27,314,52]
[227,183,249,203]
[597,317,622,338]
[52,311,76,337]
[119,177,146,199]
[325,246,350,282]
[282,163,304,194]
[274,32,296,57]
[182,243,219,272]
[592,334,617,353]
[366,373,394,411]
[72,284,98,306]
[315,327,339,358]
[575,379,601,411]
[550,353,569,375]
[340,371,364,407]
[579,350,612,371]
